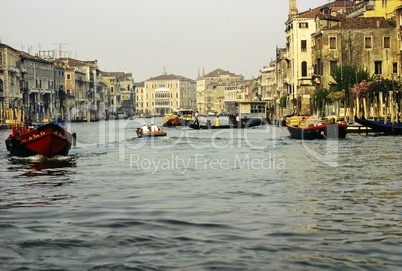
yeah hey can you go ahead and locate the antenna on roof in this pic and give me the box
[52,43,69,58]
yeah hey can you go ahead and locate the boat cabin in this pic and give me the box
[164,108,194,121]
[236,101,267,119]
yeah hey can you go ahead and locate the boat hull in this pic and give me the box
[136,127,167,138]
[287,122,348,140]
[188,118,265,130]
[163,118,191,127]
[355,117,402,135]
[5,123,72,157]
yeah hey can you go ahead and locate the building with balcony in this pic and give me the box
[0,43,22,117]
[134,81,145,115]
[348,0,401,19]
[196,68,243,115]
[284,0,353,115]
[312,14,397,90]
[54,58,105,121]
[143,73,196,116]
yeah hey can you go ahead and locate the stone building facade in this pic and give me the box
[0,44,24,114]
[134,81,145,115]
[283,0,353,115]
[196,68,244,115]
[312,15,398,91]
[101,71,135,118]
[143,73,196,116]
[0,42,133,123]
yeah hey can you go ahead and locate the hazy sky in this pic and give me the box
[1,0,329,82]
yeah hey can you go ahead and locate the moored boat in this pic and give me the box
[189,101,268,129]
[286,116,348,140]
[355,116,402,135]
[188,118,264,130]
[5,122,74,157]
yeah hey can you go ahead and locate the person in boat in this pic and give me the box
[24,115,32,128]
[327,117,336,124]
[151,123,160,132]
[194,111,199,126]
[298,117,306,128]
[141,123,149,132]
[235,115,241,128]
[215,115,220,127]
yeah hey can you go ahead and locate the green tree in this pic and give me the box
[280,96,287,109]
[332,65,374,108]
[314,88,331,116]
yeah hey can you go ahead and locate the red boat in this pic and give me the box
[287,119,348,140]
[5,122,74,157]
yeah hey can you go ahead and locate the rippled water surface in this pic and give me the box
[1,118,401,270]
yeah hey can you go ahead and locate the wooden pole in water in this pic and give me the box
[356,98,360,118]
[379,91,383,118]
[384,92,388,124]
[363,98,367,119]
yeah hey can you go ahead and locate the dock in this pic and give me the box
[346,123,372,134]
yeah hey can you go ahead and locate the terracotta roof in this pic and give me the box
[0,43,17,50]
[295,0,353,19]
[54,57,97,68]
[147,74,195,83]
[18,50,53,64]
[316,13,344,21]
[0,43,50,64]
[134,82,145,87]
[101,71,133,80]
[330,17,394,29]
[202,68,241,78]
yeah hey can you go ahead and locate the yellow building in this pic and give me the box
[349,0,402,18]
[285,0,352,115]
[135,81,145,115]
[0,44,25,113]
[101,71,134,116]
[143,73,196,116]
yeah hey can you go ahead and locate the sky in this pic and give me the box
[0,0,330,82]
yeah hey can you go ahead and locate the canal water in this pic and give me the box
[0,117,401,270]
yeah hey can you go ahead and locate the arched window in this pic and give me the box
[301,61,308,77]
[0,52,2,65]
[0,79,3,92]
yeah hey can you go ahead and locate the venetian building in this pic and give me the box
[19,51,56,121]
[275,47,288,113]
[1,43,65,122]
[396,6,402,79]
[224,79,255,114]
[55,58,103,121]
[284,0,352,115]
[0,43,22,116]
[196,68,243,115]
[312,12,397,89]
[108,72,135,118]
[144,73,196,116]
[258,60,278,116]
[348,0,402,18]
[134,81,145,115]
